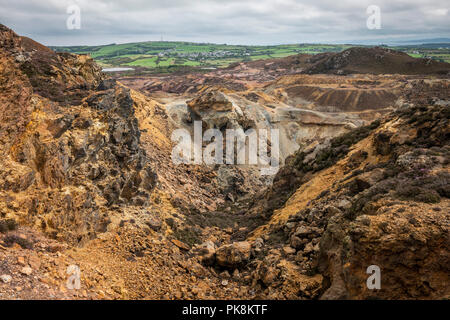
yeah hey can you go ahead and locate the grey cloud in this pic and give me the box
[0,0,448,45]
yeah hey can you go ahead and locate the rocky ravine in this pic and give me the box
[247,102,449,299]
[0,24,449,300]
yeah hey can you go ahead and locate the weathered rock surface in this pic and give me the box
[0,25,157,243]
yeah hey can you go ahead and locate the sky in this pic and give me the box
[0,0,449,46]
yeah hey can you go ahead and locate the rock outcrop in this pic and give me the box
[0,25,156,243]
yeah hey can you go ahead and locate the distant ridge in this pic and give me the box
[302,47,450,75]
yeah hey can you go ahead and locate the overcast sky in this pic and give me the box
[0,0,448,46]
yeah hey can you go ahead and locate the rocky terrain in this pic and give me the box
[0,24,449,300]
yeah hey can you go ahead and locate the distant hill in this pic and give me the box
[303,47,450,75]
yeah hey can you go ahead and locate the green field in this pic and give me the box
[50,41,450,73]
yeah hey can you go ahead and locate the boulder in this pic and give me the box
[20,267,33,276]
[215,241,251,268]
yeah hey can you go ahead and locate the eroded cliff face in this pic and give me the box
[0,25,157,244]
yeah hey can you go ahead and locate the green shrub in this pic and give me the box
[173,227,201,247]
[0,218,17,233]
[3,235,33,249]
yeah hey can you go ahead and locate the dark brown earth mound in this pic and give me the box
[303,47,450,75]
[225,47,450,77]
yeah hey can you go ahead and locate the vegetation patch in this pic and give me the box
[0,218,17,233]
[3,234,33,249]
[294,119,381,174]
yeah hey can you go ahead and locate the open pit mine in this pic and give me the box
[0,24,449,300]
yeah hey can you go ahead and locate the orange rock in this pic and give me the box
[17,256,26,265]
[29,254,41,270]
[171,239,190,251]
